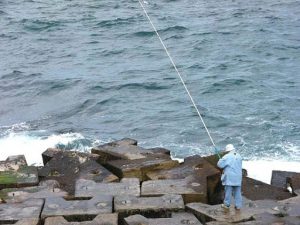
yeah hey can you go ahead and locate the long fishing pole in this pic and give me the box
[138,0,220,158]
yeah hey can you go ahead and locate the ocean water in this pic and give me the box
[0,0,299,182]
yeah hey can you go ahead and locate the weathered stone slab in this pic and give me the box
[75,178,140,197]
[146,155,221,204]
[242,177,293,200]
[115,194,184,218]
[78,159,119,182]
[91,138,148,162]
[0,166,38,189]
[42,148,62,165]
[106,155,179,181]
[141,176,205,203]
[0,155,39,189]
[41,195,112,219]
[287,174,300,194]
[14,218,40,225]
[206,213,300,225]
[0,180,67,203]
[39,151,117,194]
[0,198,44,222]
[124,213,202,225]
[271,170,299,188]
[186,200,284,224]
[91,138,170,164]
[44,214,118,225]
[146,147,171,155]
[0,155,27,171]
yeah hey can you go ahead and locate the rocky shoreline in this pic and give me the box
[0,138,299,224]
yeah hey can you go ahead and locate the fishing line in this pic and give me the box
[138,0,220,156]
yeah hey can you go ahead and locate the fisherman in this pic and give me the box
[217,144,243,210]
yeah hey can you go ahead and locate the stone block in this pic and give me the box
[287,174,300,194]
[124,213,202,225]
[14,218,40,225]
[39,151,116,194]
[78,160,119,182]
[41,195,113,219]
[0,155,27,171]
[186,200,285,224]
[0,198,44,222]
[44,214,118,225]
[75,178,140,198]
[115,194,184,218]
[242,177,293,200]
[0,179,67,203]
[91,139,148,162]
[141,175,205,204]
[146,155,221,204]
[271,170,299,188]
[91,138,170,164]
[106,155,179,181]
[0,166,38,189]
[42,148,62,165]
[0,155,39,189]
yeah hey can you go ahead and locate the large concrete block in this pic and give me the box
[0,198,44,222]
[242,177,293,200]
[287,174,300,194]
[0,155,39,189]
[146,155,221,204]
[141,176,205,204]
[42,148,62,165]
[39,151,117,194]
[186,200,284,224]
[44,214,118,225]
[124,213,202,225]
[14,218,40,225]
[41,195,113,219]
[78,159,119,182]
[75,178,140,198]
[0,180,67,203]
[271,170,299,188]
[91,138,170,164]
[0,155,27,171]
[106,155,179,181]
[91,139,148,162]
[115,194,184,218]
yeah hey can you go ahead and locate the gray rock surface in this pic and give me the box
[0,180,67,203]
[124,213,202,225]
[44,214,118,225]
[75,178,140,198]
[115,194,184,218]
[41,195,113,219]
[141,176,205,203]
[0,198,44,222]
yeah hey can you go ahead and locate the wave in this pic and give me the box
[115,82,171,91]
[96,16,143,28]
[21,19,62,32]
[0,131,95,165]
[133,25,188,37]
[201,78,252,94]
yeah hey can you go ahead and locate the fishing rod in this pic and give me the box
[138,0,220,158]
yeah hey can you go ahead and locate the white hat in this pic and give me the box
[225,144,235,151]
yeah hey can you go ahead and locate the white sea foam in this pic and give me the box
[0,132,89,165]
[243,160,300,184]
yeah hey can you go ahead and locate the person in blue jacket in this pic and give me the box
[217,144,242,210]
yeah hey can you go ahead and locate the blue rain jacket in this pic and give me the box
[217,150,242,186]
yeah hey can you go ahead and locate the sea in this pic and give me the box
[0,0,299,184]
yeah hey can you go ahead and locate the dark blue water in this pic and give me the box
[0,0,300,164]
